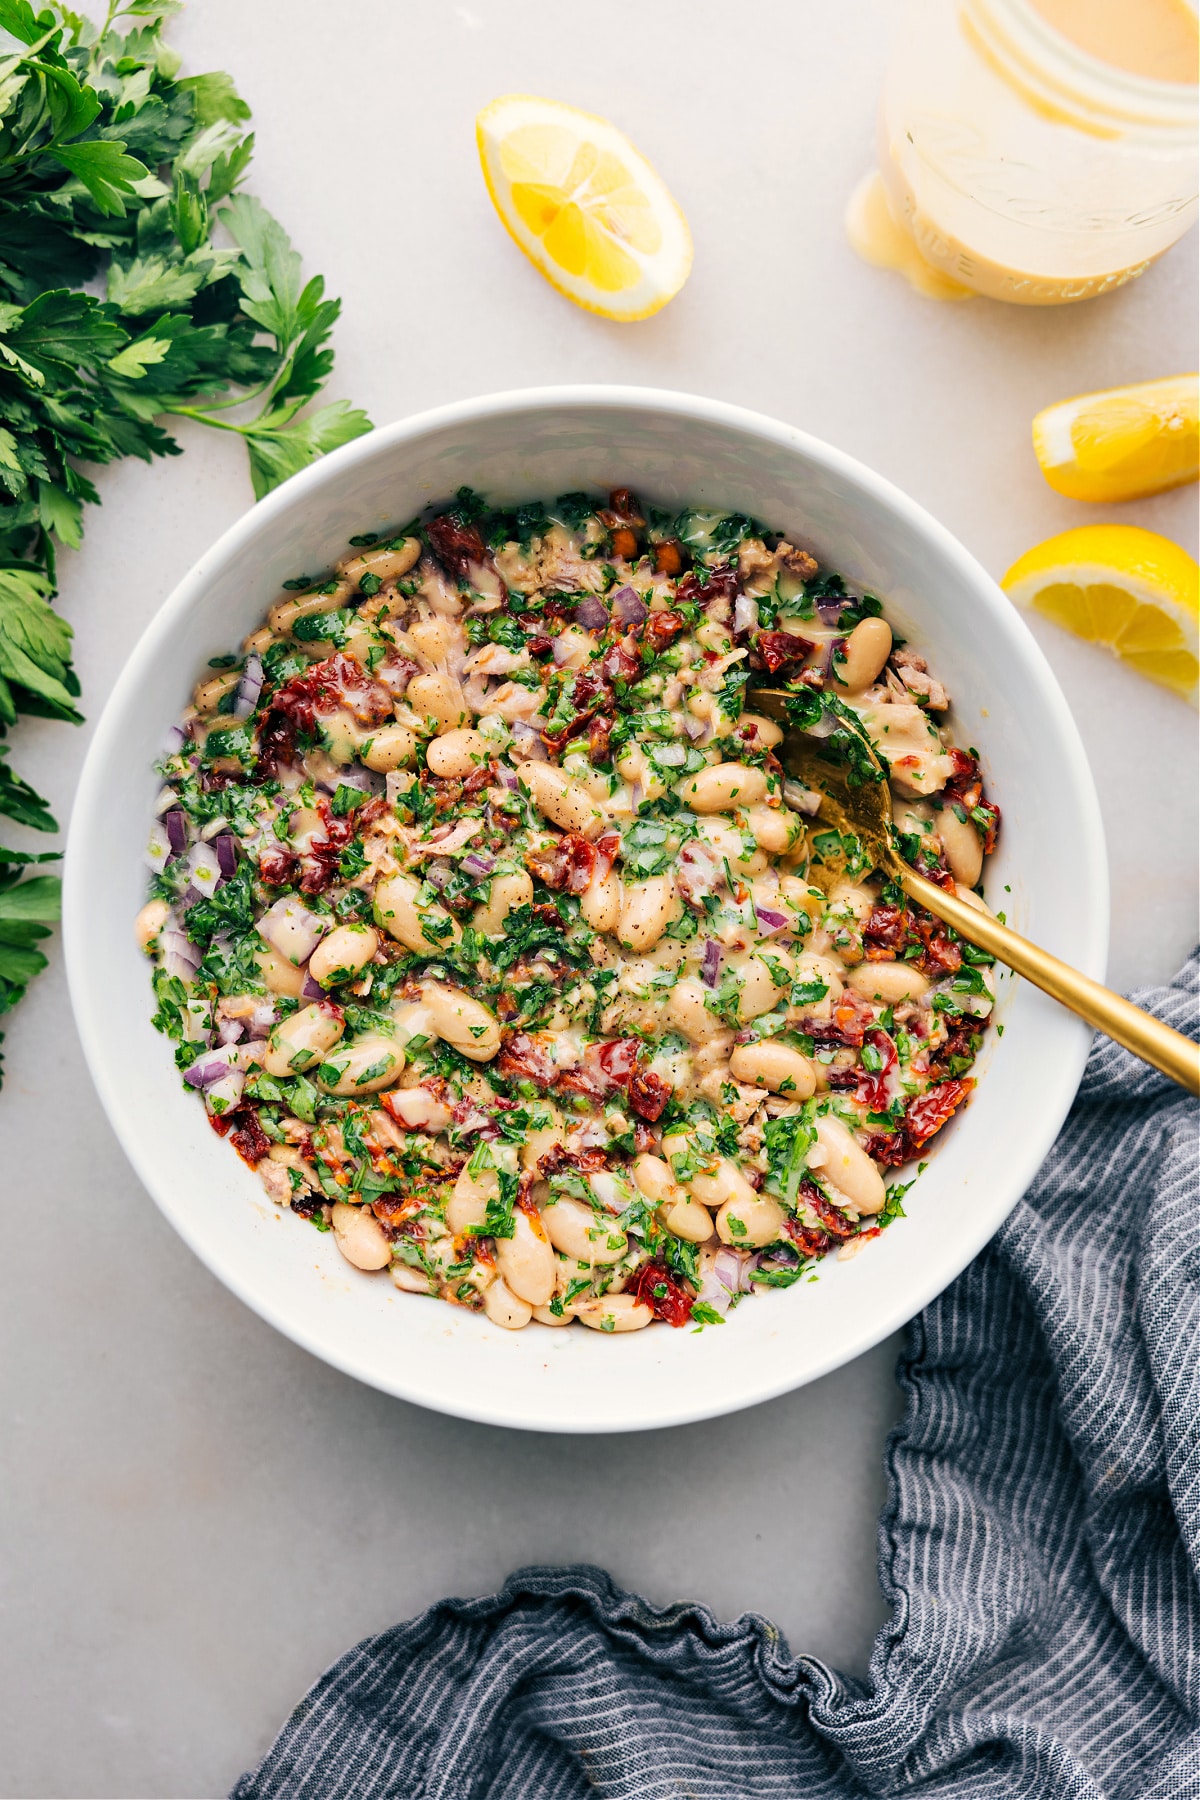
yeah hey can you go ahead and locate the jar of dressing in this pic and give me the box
[849,0,1199,303]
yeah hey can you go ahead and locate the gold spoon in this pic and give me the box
[750,686,1199,1097]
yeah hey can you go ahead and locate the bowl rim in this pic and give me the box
[64,382,1109,1431]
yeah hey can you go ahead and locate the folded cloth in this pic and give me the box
[233,956,1200,1800]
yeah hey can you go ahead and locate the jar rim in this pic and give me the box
[964,0,1198,130]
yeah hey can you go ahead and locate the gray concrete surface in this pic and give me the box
[0,1,1195,1793]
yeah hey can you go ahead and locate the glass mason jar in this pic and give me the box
[874,0,1199,303]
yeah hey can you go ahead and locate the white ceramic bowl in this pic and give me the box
[65,386,1107,1433]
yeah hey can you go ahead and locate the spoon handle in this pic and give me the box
[903,870,1199,1097]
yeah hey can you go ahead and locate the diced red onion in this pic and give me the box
[651,744,688,768]
[154,785,179,817]
[183,1046,236,1089]
[509,722,549,762]
[145,820,172,873]
[573,595,610,631]
[164,809,189,857]
[256,894,329,963]
[247,997,278,1038]
[461,852,495,878]
[732,594,759,636]
[696,1247,745,1315]
[160,927,201,982]
[200,816,231,841]
[324,764,385,797]
[700,938,722,987]
[205,1069,246,1114]
[300,972,326,1001]
[425,859,454,890]
[180,883,203,911]
[755,906,789,935]
[611,586,648,625]
[738,1254,762,1293]
[816,596,848,625]
[803,705,837,739]
[497,765,522,789]
[551,635,577,666]
[215,834,239,879]
[187,839,223,897]
[782,779,822,816]
[161,723,186,754]
[682,714,706,741]
[217,1016,245,1046]
[232,654,263,721]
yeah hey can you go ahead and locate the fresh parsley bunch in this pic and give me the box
[0,0,372,1081]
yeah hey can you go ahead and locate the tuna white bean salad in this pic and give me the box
[139,488,1001,1335]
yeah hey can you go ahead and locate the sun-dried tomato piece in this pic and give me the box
[537,1143,611,1175]
[606,487,645,527]
[591,831,620,883]
[642,610,687,653]
[610,527,638,560]
[526,833,596,894]
[496,1031,558,1089]
[630,1260,695,1327]
[258,846,298,886]
[801,995,874,1048]
[601,638,641,685]
[426,511,487,577]
[904,1078,973,1151]
[541,668,615,752]
[227,1106,272,1167]
[589,714,614,763]
[784,1217,832,1260]
[628,1067,671,1121]
[802,1177,857,1241]
[595,1037,641,1085]
[752,630,815,674]
[863,904,907,959]
[676,563,739,607]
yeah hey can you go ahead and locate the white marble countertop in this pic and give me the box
[1,3,1195,1794]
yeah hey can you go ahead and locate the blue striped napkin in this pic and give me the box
[233,955,1199,1800]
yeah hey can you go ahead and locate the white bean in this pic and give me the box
[716,1189,786,1249]
[531,1302,574,1327]
[446,1165,496,1236]
[473,868,534,936]
[745,804,803,855]
[426,728,490,779]
[831,617,893,694]
[617,874,678,952]
[679,762,769,813]
[483,1276,533,1330]
[253,944,309,998]
[135,898,170,952]
[541,1195,628,1265]
[580,869,620,933]
[339,537,421,587]
[374,872,461,953]
[192,670,240,714]
[361,725,418,772]
[665,979,726,1044]
[662,1192,715,1243]
[495,1208,556,1307]
[728,1040,816,1097]
[521,763,603,838]
[937,803,984,888]
[737,711,783,748]
[316,1034,405,1096]
[263,1002,345,1077]
[268,580,353,636]
[418,980,501,1062]
[330,1201,392,1271]
[574,1294,654,1333]
[407,670,468,729]
[308,924,379,987]
[689,1157,758,1213]
[729,953,791,1024]
[809,1113,886,1214]
[845,961,930,1004]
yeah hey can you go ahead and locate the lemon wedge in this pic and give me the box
[476,94,692,321]
[1003,526,1199,705]
[1033,374,1199,503]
